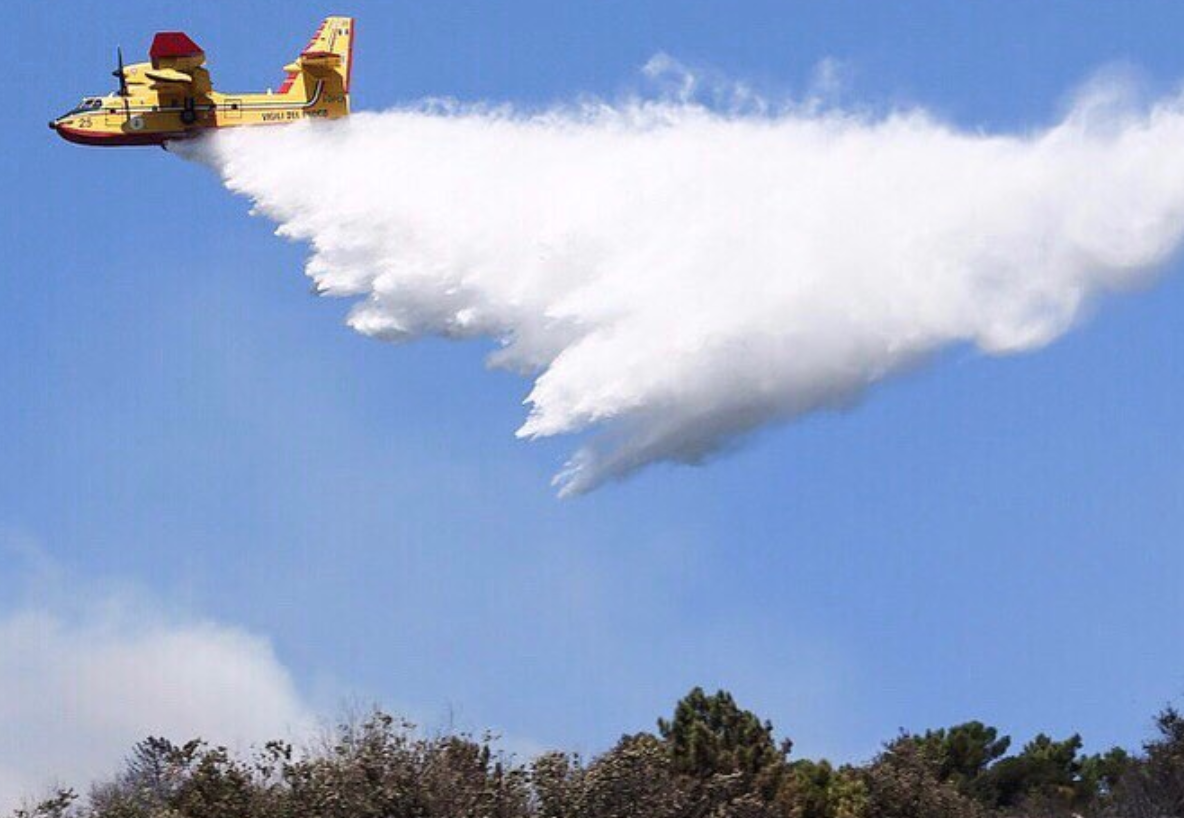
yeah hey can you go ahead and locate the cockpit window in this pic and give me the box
[68,98,104,115]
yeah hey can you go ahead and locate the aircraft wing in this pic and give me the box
[142,32,207,90]
[149,32,205,70]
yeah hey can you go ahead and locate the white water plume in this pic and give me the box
[189,72,1184,495]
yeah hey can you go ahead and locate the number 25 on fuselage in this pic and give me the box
[50,16,354,147]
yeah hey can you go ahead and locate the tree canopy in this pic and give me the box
[11,689,1183,818]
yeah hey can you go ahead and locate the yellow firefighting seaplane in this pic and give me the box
[49,16,354,147]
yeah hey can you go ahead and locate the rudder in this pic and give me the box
[278,16,354,102]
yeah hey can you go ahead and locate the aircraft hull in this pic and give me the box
[52,124,189,147]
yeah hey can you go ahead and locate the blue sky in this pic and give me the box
[4,0,1184,780]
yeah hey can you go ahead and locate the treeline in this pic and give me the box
[14,687,1184,818]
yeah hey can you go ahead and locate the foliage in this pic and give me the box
[658,687,791,783]
[10,690,1184,818]
[862,736,986,818]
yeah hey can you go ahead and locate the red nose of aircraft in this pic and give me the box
[48,118,102,146]
[49,114,74,136]
[49,117,75,141]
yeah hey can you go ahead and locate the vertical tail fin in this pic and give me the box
[278,16,355,99]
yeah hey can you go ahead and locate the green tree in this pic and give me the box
[1076,746,1130,806]
[913,723,1011,790]
[658,688,791,784]
[778,759,869,818]
[968,733,1084,810]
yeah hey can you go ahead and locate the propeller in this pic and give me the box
[112,47,130,122]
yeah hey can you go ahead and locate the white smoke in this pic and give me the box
[189,73,1184,495]
[0,600,311,813]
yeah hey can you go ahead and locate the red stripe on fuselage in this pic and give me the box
[53,124,192,147]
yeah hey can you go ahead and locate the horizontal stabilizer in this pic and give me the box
[283,53,343,77]
[301,51,343,67]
